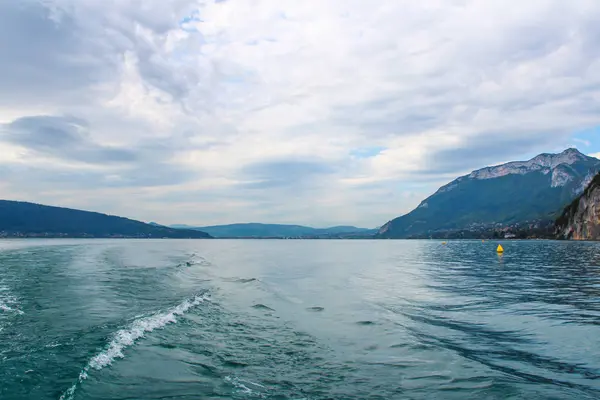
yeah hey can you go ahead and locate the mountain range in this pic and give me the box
[377,148,600,238]
[1,148,599,240]
[167,223,377,238]
[0,201,211,239]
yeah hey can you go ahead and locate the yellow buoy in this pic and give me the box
[442,241,447,245]
[497,244,504,253]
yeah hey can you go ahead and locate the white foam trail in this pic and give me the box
[60,293,210,400]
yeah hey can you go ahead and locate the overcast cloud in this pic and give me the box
[1,0,600,227]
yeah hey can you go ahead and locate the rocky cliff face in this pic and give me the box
[556,173,600,240]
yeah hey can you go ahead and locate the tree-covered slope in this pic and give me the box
[0,200,211,238]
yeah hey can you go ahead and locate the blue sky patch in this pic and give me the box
[572,126,600,154]
[179,10,201,32]
[350,146,386,159]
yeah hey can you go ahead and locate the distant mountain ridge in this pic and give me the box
[378,148,600,238]
[170,223,376,238]
[0,200,211,238]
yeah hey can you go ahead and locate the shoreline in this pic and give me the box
[1,236,597,242]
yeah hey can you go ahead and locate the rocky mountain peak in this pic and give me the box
[530,148,587,167]
[467,148,592,181]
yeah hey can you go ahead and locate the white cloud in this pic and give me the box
[1,0,600,227]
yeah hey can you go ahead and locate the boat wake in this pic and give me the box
[60,292,210,400]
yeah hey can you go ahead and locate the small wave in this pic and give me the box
[224,376,267,398]
[252,304,275,311]
[222,277,259,284]
[0,304,24,315]
[306,306,324,312]
[187,253,212,266]
[60,293,210,400]
[236,278,258,283]
[0,285,23,315]
[174,253,212,269]
[180,259,209,268]
[390,342,434,350]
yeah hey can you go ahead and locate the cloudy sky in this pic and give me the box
[1,0,600,227]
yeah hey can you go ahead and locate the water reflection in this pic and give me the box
[398,240,600,395]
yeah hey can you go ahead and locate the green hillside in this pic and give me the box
[0,200,212,238]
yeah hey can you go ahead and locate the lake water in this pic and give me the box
[1,239,599,399]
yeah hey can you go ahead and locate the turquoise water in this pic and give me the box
[1,239,599,399]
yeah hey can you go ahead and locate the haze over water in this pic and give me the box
[1,239,599,399]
